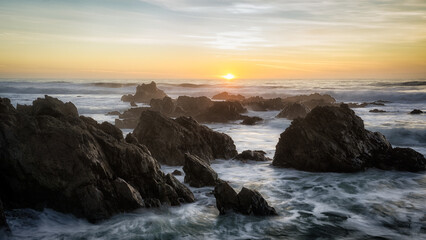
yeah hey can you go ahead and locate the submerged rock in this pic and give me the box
[213,182,277,216]
[183,153,219,187]
[369,109,386,113]
[234,150,271,162]
[240,116,263,125]
[172,170,183,176]
[195,101,247,123]
[133,110,237,165]
[276,102,310,120]
[410,109,423,114]
[273,104,425,172]
[121,81,167,103]
[212,92,245,101]
[0,96,194,222]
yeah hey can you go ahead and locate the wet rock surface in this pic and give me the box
[240,116,263,125]
[183,153,219,187]
[0,96,194,222]
[121,81,167,103]
[234,150,271,162]
[133,110,237,165]
[273,104,425,172]
[214,182,277,216]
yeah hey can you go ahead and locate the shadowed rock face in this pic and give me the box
[121,81,167,103]
[273,104,426,172]
[234,150,271,162]
[276,102,310,120]
[133,110,237,165]
[214,182,277,216]
[183,153,219,187]
[0,96,194,222]
[0,199,9,232]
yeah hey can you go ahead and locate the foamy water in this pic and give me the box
[0,79,425,239]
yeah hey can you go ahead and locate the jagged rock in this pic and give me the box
[106,111,120,115]
[195,101,247,123]
[0,96,194,222]
[213,182,277,216]
[176,96,213,116]
[213,181,238,215]
[130,101,137,107]
[241,116,263,125]
[369,109,386,113]
[276,102,310,120]
[172,170,182,176]
[133,111,237,165]
[0,199,9,232]
[374,147,426,172]
[212,92,245,101]
[121,81,167,103]
[150,96,176,115]
[273,104,425,172]
[236,187,278,216]
[242,97,284,111]
[410,109,423,114]
[234,150,271,162]
[183,153,219,187]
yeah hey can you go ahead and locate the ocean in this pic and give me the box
[0,79,425,239]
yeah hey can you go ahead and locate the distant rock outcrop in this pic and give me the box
[214,182,277,216]
[410,109,423,114]
[273,104,426,172]
[121,81,167,103]
[195,101,247,123]
[115,107,150,129]
[150,96,176,115]
[283,93,336,110]
[183,153,220,187]
[242,97,284,111]
[234,150,271,162]
[212,92,245,101]
[241,116,263,125]
[276,102,310,120]
[133,110,237,165]
[176,96,213,116]
[369,109,386,113]
[0,96,194,223]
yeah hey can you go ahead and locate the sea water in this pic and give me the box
[0,79,425,239]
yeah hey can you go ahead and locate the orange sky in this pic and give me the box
[0,0,425,80]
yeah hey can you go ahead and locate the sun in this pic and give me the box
[222,73,235,80]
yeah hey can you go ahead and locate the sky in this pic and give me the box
[0,0,425,80]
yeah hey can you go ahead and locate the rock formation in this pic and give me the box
[214,182,277,216]
[195,101,247,123]
[276,102,310,120]
[212,92,245,101]
[176,96,213,116]
[234,150,271,162]
[121,81,167,103]
[273,104,426,172]
[242,97,284,111]
[150,96,176,116]
[241,116,263,125]
[0,96,194,222]
[369,109,386,113]
[410,109,423,114]
[133,110,237,165]
[183,153,220,187]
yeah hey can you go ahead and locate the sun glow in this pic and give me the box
[222,73,235,80]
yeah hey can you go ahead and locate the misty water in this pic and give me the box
[0,79,425,239]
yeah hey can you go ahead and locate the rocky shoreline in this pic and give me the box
[0,82,425,232]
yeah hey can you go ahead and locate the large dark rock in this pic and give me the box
[374,147,426,172]
[283,93,336,110]
[242,97,284,111]
[115,107,150,129]
[121,81,167,103]
[0,199,9,232]
[212,92,245,101]
[0,96,194,222]
[276,102,310,120]
[234,150,271,162]
[150,96,176,116]
[133,110,237,165]
[410,109,423,114]
[213,182,277,216]
[183,153,219,187]
[273,104,425,172]
[176,96,213,116]
[195,101,247,123]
